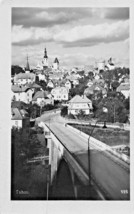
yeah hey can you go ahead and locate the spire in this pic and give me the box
[44,47,48,59]
[54,57,59,64]
[26,55,30,71]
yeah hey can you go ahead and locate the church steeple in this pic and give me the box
[44,47,48,59]
[42,47,48,69]
[25,55,30,72]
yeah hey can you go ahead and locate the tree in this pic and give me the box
[88,72,94,80]
[28,103,40,119]
[42,104,55,112]
[95,96,128,123]
[61,106,68,117]
[111,81,120,91]
[11,65,25,76]
[77,110,86,120]
[38,80,47,91]
[68,113,75,119]
[69,88,77,98]
[123,97,130,111]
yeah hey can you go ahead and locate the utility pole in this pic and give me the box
[113,103,115,123]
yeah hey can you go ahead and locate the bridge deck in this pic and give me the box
[46,120,130,200]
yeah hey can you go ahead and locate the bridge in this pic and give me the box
[36,111,130,200]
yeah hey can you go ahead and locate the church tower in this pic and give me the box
[53,57,59,70]
[25,55,30,73]
[42,47,48,70]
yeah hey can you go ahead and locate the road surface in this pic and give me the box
[39,112,130,200]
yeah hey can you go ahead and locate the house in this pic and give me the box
[32,91,53,106]
[11,85,34,104]
[116,82,130,98]
[68,95,92,115]
[106,58,115,70]
[49,72,63,81]
[87,80,93,87]
[11,107,29,129]
[93,78,105,87]
[47,80,54,88]
[51,87,68,101]
[37,73,46,81]
[27,82,41,90]
[11,101,28,110]
[84,84,107,98]
[14,72,36,86]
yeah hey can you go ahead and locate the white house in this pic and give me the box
[11,85,34,104]
[68,95,93,115]
[116,82,130,98]
[51,87,68,101]
[32,91,53,106]
[14,72,35,86]
[47,80,54,88]
[11,108,29,129]
[37,73,46,81]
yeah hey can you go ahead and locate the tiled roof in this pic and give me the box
[20,109,29,117]
[32,91,48,101]
[11,83,41,93]
[69,95,91,103]
[27,83,41,88]
[51,87,68,94]
[11,108,23,120]
[15,72,35,80]
[11,101,28,109]
[84,84,107,95]
[11,85,29,92]
[117,83,130,91]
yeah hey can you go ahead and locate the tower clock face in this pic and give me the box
[42,58,48,66]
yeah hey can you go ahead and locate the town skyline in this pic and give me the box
[12,7,129,69]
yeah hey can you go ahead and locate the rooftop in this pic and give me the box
[32,91,48,101]
[69,95,92,103]
[117,82,130,91]
[14,72,35,80]
[11,108,28,120]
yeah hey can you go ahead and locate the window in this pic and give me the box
[15,121,18,126]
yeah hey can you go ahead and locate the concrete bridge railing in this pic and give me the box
[64,117,130,131]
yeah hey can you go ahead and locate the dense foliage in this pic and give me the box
[11,65,25,76]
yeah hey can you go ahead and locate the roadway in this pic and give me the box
[38,112,130,200]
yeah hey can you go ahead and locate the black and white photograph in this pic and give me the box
[0,0,134,213]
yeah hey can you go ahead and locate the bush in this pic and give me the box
[68,113,75,119]
[42,104,55,111]
[61,106,68,117]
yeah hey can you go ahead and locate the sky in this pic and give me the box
[12,7,129,69]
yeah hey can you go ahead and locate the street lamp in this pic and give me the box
[87,120,98,196]
[102,107,108,128]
